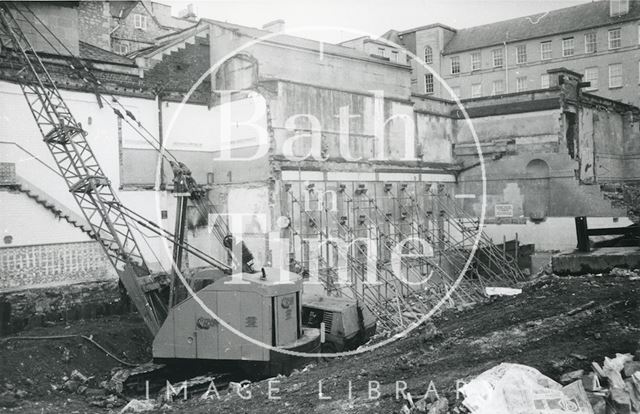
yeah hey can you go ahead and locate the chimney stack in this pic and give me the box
[179,4,197,20]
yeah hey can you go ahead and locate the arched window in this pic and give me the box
[524,159,550,222]
[424,46,433,64]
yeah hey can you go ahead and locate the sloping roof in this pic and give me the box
[109,1,137,19]
[443,0,640,54]
[79,42,135,66]
[380,29,402,45]
[398,23,457,36]
[136,18,410,68]
[154,13,196,30]
[200,18,407,66]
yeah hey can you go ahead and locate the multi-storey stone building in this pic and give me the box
[347,0,640,107]
[78,1,196,55]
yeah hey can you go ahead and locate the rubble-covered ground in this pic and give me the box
[1,270,639,413]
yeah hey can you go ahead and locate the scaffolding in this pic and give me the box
[281,179,526,330]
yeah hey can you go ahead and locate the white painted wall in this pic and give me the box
[0,81,202,270]
[0,191,90,247]
[482,216,633,251]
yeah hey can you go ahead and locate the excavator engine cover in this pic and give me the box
[153,267,320,375]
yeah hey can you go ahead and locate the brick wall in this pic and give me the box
[0,241,116,290]
[77,1,111,50]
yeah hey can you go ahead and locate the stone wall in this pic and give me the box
[0,280,129,335]
[77,1,110,50]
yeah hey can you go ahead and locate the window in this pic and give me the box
[541,74,550,89]
[471,83,482,98]
[492,79,504,95]
[585,33,597,53]
[610,0,629,16]
[424,74,434,94]
[451,56,460,74]
[584,67,598,91]
[391,51,399,63]
[516,45,527,64]
[516,76,527,92]
[492,48,503,67]
[377,47,386,57]
[133,14,148,30]
[540,41,552,60]
[424,46,433,64]
[609,29,621,49]
[609,63,622,88]
[114,43,129,55]
[562,37,574,57]
[471,52,481,71]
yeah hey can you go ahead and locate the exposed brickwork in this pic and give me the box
[0,280,130,335]
[0,241,115,290]
[77,1,111,51]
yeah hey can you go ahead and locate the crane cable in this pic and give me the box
[11,3,236,261]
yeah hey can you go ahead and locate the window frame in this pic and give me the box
[115,43,129,55]
[584,67,599,91]
[610,0,629,16]
[491,79,504,95]
[516,76,528,92]
[471,52,481,71]
[424,73,434,94]
[424,46,433,64]
[608,28,621,50]
[540,41,552,60]
[492,48,504,67]
[562,37,575,57]
[608,63,622,88]
[516,45,527,64]
[541,74,550,89]
[471,83,482,98]
[133,13,148,30]
[585,32,597,53]
[451,56,461,74]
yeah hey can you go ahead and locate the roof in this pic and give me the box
[443,0,640,54]
[398,23,457,36]
[201,18,408,66]
[79,42,136,66]
[137,18,410,68]
[109,1,137,19]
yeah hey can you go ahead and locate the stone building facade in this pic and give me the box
[77,1,195,55]
[344,0,640,108]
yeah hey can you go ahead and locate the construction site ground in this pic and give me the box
[1,272,639,413]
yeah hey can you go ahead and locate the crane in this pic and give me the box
[0,2,320,374]
[0,2,167,334]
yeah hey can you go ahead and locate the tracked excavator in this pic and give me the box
[0,2,320,377]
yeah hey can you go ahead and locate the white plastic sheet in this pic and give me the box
[461,363,594,414]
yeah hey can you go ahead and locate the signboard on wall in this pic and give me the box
[494,204,514,218]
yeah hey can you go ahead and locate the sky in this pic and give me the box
[166,0,594,43]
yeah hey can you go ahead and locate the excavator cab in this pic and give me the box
[153,267,321,376]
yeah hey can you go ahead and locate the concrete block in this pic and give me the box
[552,247,640,275]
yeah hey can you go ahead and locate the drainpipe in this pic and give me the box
[503,40,509,93]
[156,93,165,190]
